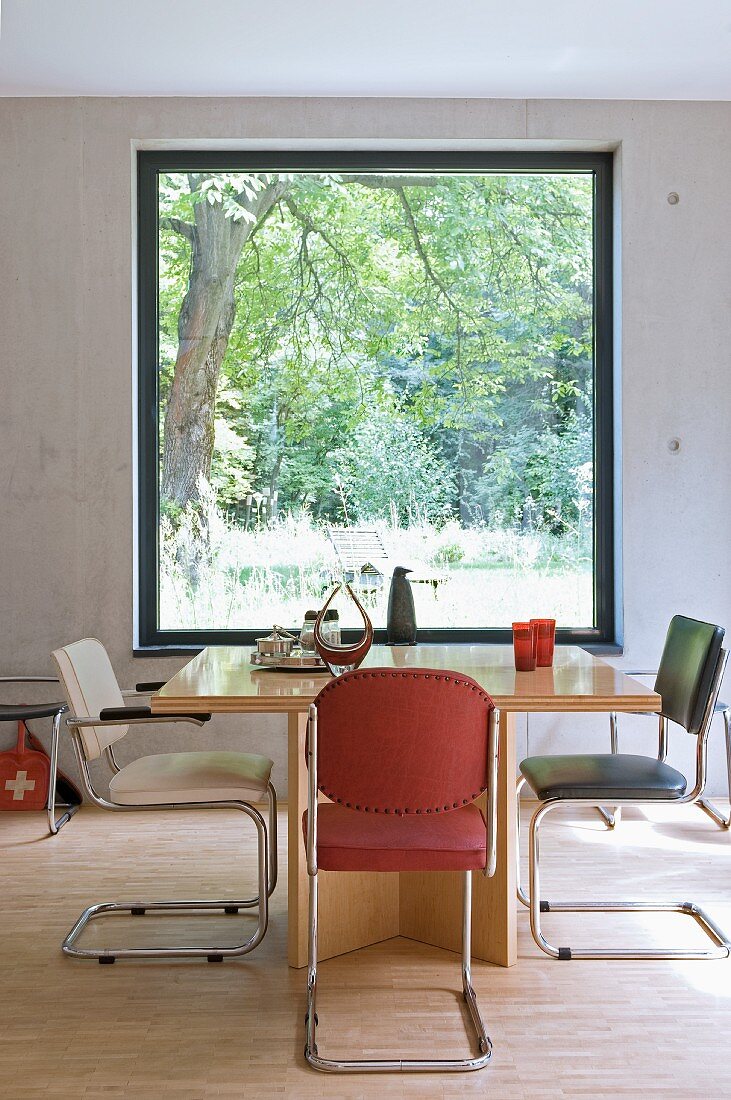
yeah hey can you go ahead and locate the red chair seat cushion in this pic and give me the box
[303,802,487,871]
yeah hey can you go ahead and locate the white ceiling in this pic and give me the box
[1,0,730,100]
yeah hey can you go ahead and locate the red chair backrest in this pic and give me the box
[311,668,495,815]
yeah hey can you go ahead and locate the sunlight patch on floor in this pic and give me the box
[546,804,731,855]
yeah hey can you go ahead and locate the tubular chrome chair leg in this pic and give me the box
[304,869,492,1073]
[265,781,278,896]
[526,799,731,960]
[224,781,276,902]
[63,801,269,962]
[596,712,621,830]
[697,707,731,829]
[516,774,530,908]
[47,706,79,836]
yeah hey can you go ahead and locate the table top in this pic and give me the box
[152,645,661,715]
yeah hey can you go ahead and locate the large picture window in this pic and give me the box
[138,151,613,649]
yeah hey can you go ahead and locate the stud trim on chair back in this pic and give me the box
[310,668,494,814]
[52,638,128,761]
[654,615,725,735]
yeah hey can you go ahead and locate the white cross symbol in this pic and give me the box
[5,771,36,801]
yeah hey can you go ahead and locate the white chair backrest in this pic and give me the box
[52,638,128,761]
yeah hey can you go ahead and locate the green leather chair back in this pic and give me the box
[654,615,725,735]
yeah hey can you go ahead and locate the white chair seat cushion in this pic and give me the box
[109,751,273,806]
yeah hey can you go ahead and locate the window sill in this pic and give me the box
[134,641,624,658]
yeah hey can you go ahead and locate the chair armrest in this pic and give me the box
[0,678,66,721]
[121,682,168,697]
[102,706,155,720]
[100,706,212,723]
[626,701,728,715]
[0,702,66,722]
[68,710,211,727]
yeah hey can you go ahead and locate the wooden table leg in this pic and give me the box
[398,709,517,966]
[287,711,399,968]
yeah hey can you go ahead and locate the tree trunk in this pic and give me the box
[161,179,288,509]
[160,174,435,511]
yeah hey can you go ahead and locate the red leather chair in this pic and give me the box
[303,667,499,1073]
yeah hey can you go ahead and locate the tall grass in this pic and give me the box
[159,492,592,631]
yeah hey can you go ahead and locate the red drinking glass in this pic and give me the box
[531,618,556,667]
[512,621,537,671]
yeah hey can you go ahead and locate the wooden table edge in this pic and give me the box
[151,695,662,714]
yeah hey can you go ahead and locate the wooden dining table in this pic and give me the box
[152,644,661,969]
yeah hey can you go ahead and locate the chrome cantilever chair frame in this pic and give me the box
[0,676,76,836]
[303,702,499,1074]
[62,711,277,963]
[604,672,731,830]
[698,701,731,828]
[516,650,730,960]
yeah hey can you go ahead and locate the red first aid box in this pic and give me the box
[0,722,51,811]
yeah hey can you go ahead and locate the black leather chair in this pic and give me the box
[0,676,75,834]
[516,615,729,960]
[602,690,731,831]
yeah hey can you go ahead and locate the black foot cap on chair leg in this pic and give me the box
[224,906,239,914]
[540,900,550,912]
[131,907,146,916]
[99,956,116,964]
[207,955,224,963]
[558,947,572,960]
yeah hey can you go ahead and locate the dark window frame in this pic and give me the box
[137,150,615,653]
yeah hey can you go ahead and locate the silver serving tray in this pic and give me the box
[250,651,329,672]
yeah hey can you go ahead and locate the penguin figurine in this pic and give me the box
[386,566,417,645]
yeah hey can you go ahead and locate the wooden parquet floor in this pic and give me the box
[2,802,731,1099]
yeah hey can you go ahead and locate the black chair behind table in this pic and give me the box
[517,614,730,960]
[0,676,77,834]
[602,681,731,831]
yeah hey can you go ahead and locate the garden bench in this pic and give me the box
[325,527,445,594]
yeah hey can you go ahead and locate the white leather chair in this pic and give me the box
[52,638,277,964]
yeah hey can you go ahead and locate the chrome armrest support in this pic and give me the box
[658,714,669,761]
[484,707,499,878]
[0,676,59,683]
[67,715,208,728]
[611,708,668,763]
[306,703,318,877]
[105,744,122,774]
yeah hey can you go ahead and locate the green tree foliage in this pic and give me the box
[209,419,255,509]
[328,407,455,525]
[477,413,592,535]
[157,170,594,540]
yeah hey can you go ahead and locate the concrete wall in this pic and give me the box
[1,97,730,796]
